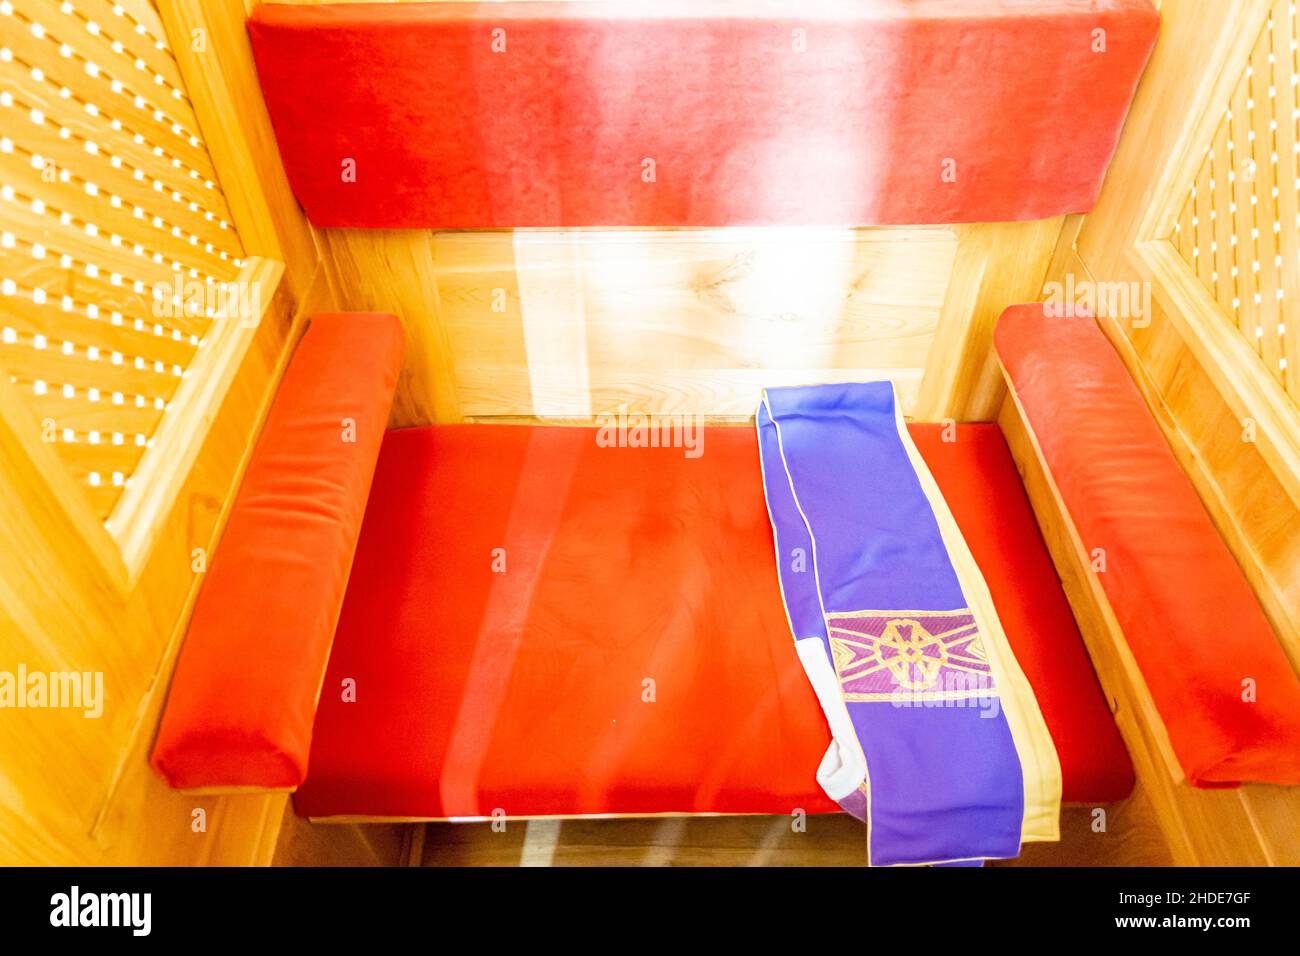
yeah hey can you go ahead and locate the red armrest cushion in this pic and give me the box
[151,313,404,790]
[995,304,1300,786]
[246,0,1159,228]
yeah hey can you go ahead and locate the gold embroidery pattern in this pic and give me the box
[827,608,996,702]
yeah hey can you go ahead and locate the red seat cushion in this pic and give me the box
[152,314,404,791]
[247,0,1158,228]
[997,304,1300,786]
[294,423,1130,818]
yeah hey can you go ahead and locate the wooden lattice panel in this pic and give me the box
[0,0,246,519]
[1173,0,1300,401]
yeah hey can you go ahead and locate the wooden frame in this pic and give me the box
[0,372,130,593]
[111,256,283,578]
[914,218,1065,421]
[1132,239,1300,514]
[0,258,283,593]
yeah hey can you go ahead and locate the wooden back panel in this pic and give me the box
[321,218,1063,430]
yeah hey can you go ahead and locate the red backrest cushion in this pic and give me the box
[151,313,404,791]
[996,304,1300,786]
[246,0,1159,228]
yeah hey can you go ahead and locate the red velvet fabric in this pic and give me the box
[247,1,1159,228]
[996,304,1300,786]
[294,423,1130,819]
[151,314,404,791]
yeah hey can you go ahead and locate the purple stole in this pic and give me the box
[757,382,1060,866]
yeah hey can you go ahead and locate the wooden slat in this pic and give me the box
[21,0,203,131]
[1209,123,1236,309]
[2,337,182,401]
[1191,180,1214,290]
[0,98,240,267]
[0,141,240,278]
[108,0,171,47]
[0,57,233,238]
[54,433,148,475]
[74,0,188,92]
[1173,189,1194,259]
[3,354,178,411]
[0,281,199,370]
[1249,32,1283,373]
[22,387,164,437]
[15,0,212,171]
[1271,0,1300,397]
[0,176,208,290]
[2,4,217,178]
[0,241,212,344]
[1228,76,1261,344]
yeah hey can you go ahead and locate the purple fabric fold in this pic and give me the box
[757,382,1027,866]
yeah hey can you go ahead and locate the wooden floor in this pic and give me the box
[273,786,1174,867]
[417,814,868,867]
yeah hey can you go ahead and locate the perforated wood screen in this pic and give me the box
[1173,0,1300,401]
[0,0,246,520]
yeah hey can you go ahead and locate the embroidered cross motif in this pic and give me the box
[827,609,996,701]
